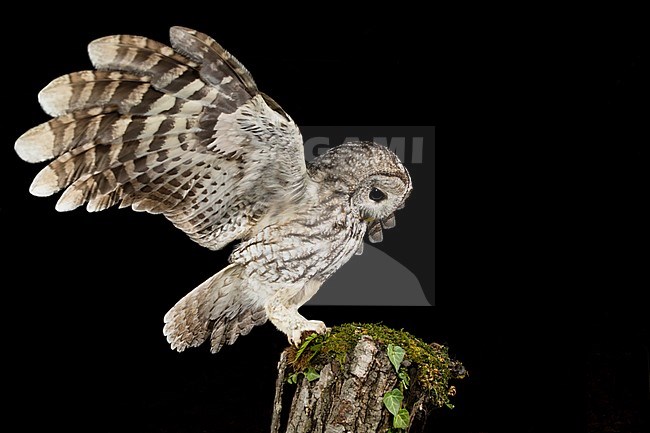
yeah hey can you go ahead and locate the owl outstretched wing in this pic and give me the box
[15,26,306,250]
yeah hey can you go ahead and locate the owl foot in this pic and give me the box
[290,320,327,346]
[266,304,327,346]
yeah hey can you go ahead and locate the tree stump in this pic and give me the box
[270,323,466,433]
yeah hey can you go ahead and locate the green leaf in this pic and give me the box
[287,372,300,384]
[295,333,319,361]
[393,408,410,429]
[387,344,405,372]
[445,402,455,410]
[304,367,320,382]
[398,369,410,389]
[382,388,403,416]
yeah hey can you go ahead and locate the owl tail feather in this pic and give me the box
[163,264,267,354]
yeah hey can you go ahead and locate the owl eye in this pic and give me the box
[369,188,386,202]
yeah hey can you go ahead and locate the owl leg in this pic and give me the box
[265,303,326,346]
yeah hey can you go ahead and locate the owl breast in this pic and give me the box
[230,189,366,287]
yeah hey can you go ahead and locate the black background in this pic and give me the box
[2,8,648,433]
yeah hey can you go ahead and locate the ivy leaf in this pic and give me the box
[398,369,410,389]
[305,367,320,382]
[387,344,405,372]
[287,372,300,384]
[382,388,403,416]
[393,408,410,429]
[295,333,319,361]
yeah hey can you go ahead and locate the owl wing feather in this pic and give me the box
[15,26,307,250]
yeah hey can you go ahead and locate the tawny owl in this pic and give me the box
[15,27,412,353]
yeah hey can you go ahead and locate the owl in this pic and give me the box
[15,27,412,353]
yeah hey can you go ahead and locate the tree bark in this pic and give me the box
[270,331,459,433]
[272,335,395,433]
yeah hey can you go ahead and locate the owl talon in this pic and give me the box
[288,320,327,346]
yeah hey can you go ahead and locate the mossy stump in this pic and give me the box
[271,323,466,433]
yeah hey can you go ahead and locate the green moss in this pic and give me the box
[288,323,466,408]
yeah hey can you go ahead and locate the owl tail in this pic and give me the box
[163,264,267,353]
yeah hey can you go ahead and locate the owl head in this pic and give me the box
[308,141,412,243]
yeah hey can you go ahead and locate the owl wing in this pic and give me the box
[15,27,307,250]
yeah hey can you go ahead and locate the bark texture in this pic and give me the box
[270,329,463,433]
[274,335,395,433]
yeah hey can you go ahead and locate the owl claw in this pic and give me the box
[289,320,327,346]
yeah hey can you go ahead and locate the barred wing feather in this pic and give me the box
[15,26,306,251]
